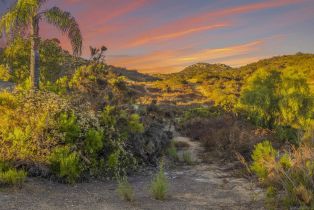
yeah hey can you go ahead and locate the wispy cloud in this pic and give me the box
[127,23,230,47]
[122,0,300,48]
[109,39,264,73]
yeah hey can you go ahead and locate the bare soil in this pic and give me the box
[0,132,265,210]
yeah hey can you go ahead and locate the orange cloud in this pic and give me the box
[127,23,229,47]
[173,0,302,27]
[108,39,264,73]
[122,0,300,48]
[175,40,263,63]
[76,0,151,26]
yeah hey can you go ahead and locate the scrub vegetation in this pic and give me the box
[0,1,313,209]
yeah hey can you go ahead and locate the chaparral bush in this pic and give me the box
[0,90,146,183]
[250,140,314,208]
[238,68,313,144]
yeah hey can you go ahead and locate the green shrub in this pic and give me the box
[49,146,81,184]
[250,141,277,180]
[279,153,292,170]
[0,91,69,162]
[250,143,314,208]
[167,142,178,161]
[150,162,168,200]
[84,129,104,154]
[239,68,313,144]
[58,112,81,144]
[43,76,69,95]
[116,178,134,202]
[0,91,18,107]
[181,107,222,123]
[0,64,11,81]
[182,151,193,165]
[0,161,10,172]
[275,126,298,144]
[0,169,27,186]
[128,114,144,133]
[265,186,278,210]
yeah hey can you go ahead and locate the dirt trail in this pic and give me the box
[0,81,15,91]
[0,132,265,210]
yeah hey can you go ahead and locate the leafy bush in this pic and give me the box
[49,146,81,184]
[239,68,313,143]
[167,142,178,161]
[0,161,10,172]
[0,91,69,162]
[1,37,85,85]
[128,114,144,133]
[182,107,221,121]
[43,76,69,95]
[58,111,81,144]
[0,64,11,81]
[250,141,277,180]
[250,141,314,208]
[84,129,104,154]
[239,69,281,128]
[274,126,299,144]
[116,178,134,202]
[0,161,27,187]
[0,169,27,187]
[150,162,168,200]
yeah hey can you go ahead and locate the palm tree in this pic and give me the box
[0,0,82,89]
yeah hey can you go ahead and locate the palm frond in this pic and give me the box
[44,7,82,56]
[0,0,41,37]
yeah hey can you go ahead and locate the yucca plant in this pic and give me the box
[0,0,82,89]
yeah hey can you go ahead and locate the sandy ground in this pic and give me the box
[0,134,265,210]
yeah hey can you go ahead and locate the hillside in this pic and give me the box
[144,53,314,106]
[108,65,159,82]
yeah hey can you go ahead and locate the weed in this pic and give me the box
[182,151,193,165]
[150,161,168,200]
[0,169,27,187]
[167,142,178,161]
[116,178,134,202]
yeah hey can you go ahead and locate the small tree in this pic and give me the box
[239,69,281,128]
[239,68,313,135]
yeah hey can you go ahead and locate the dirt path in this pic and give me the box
[0,133,265,210]
[0,81,15,91]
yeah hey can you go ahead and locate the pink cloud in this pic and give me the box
[120,0,301,48]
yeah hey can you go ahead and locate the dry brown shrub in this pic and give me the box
[180,114,273,158]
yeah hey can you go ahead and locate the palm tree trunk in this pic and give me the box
[8,25,14,75]
[30,17,40,89]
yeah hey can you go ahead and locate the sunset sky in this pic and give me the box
[1,0,314,73]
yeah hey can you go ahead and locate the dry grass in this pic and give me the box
[180,114,273,159]
[251,143,314,208]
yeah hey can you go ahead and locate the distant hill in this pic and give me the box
[108,65,159,82]
[149,53,314,106]
[238,53,314,83]
[160,53,314,88]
